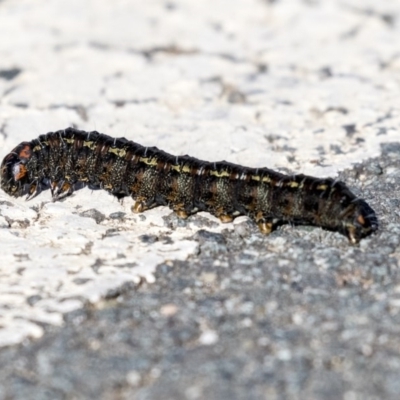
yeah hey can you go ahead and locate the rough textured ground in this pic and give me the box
[0,0,399,399]
[0,150,399,400]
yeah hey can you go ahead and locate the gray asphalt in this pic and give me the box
[0,143,399,400]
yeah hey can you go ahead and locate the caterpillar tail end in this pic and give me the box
[344,201,379,244]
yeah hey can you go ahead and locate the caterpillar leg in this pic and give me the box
[131,196,159,213]
[25,182,43,201]
[254,211,275,235]
[132,198,150,213]
[257,219,274,235]
[346,225,359,245]
[51,181,74,201]
[214,207,234,223]
[176,210,189,219]
[219,214,234,223]
[172,203,189,219]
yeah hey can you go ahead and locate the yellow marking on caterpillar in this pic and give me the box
[251,175,261,181]
[139,156,158,166]
[262,176,272,183]
[109,147,127,157]
[170,163,193,173]
[33,145,42,152]
[83,140,96,150]
[64,137,75,144]
[317,184,328,190]
[210,170,230,178]
[288,181,299,188]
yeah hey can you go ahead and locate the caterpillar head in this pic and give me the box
[0,143,32,197]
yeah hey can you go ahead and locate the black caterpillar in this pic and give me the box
[0,128,378,243]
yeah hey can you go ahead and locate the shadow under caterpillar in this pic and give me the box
[0,128,378,243]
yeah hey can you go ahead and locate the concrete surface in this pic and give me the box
[0,0,399,399]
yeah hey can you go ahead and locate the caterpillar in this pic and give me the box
[0,127,378,243]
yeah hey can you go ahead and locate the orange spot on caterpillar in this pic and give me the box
[18,145,32,160]
[14,164,27,180]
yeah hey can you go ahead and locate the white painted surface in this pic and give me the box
[0,0,399,346]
